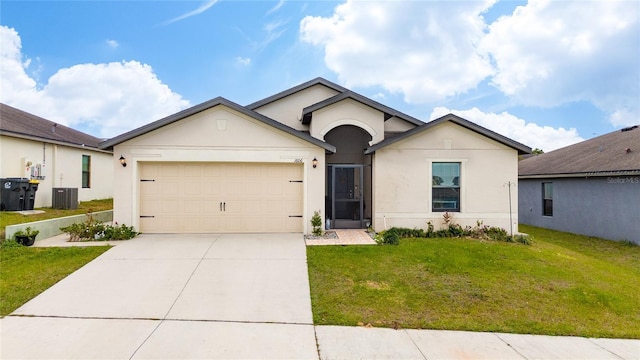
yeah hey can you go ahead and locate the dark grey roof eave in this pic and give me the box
[519,169,640,179]
[364,114,532,155]
[246,77,349,110]
[2,130,112,153]
[301,91,423,126]
[99,97,336,153]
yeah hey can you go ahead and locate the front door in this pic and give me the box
[329,165,364,229]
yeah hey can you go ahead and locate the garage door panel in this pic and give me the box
[183,184,202,196]
[139,162,303,233]
[159,164,180,177]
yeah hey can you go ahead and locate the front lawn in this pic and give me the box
[0,244,110,317]
[307,225,640,339]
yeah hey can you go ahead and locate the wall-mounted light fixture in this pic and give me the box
[119,155,127,167]
[312,157,318,168]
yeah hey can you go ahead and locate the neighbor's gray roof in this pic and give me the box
[0,103,107,151]
[301,91,423,126]
[246,77,348,110]
[364,113,532,155]
[99,97,336,152]
[519,125,640,178]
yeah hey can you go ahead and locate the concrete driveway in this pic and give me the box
[1,234,319,359]
[3,233,638,360]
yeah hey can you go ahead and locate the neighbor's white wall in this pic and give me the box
[1,135,113,207]
[310,98,385,145]
[112,105,326,234]
[252,84,340,130]
[373,122,519,232]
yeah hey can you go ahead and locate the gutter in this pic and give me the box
[1,131,113,154]
[519,170,640,179]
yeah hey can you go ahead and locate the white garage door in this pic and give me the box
[139,162,304,233]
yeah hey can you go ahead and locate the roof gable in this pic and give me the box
[301,91,423,127]
[519,125,640,177]
[246,77,348,110]
[0,103,104,149]
[99,97,336,152]
[365,113,531,155]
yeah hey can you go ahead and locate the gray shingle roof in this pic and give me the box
[519,125,640,177]
[364,113,532,155]
[0,103,104,150]
[99,97,336,152]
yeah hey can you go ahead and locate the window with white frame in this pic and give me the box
[432,162,460,212]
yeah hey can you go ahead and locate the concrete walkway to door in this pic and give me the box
[1,234,319,359]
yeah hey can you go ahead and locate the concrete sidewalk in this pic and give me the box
[3,317,637,359]
[315,326,639,360]
[1,234,638,359]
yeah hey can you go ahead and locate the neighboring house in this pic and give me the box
[519,125,640,244]
[0,103,113,208]
[100,78,530,234]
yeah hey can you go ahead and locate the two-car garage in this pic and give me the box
[100,98,333,235]
[138,162,304,233]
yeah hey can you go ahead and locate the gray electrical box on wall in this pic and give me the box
[52,188,78,209]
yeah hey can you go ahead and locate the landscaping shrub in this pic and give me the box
[376,218,532,245]
[311,210,323,236]
[375,230,400,245]
[375,227,425,245]
[512,234,532,245]
[60,213,137,241]
[0,239,23,249]
[102,223,138,240]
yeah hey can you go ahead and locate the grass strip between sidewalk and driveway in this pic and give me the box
[307,225,640,339]
[0,245,111,317]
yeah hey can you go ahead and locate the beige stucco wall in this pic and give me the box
[372,122,519,232]
[112,105,326,234]
[1,135,113,208]
[384,116,420,133]
[252,84,340,130]
[310,98,385,145]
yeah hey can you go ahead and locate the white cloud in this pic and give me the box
[260,20,288,50]
[1,26,42,106]
[300,0,639,128]
[164,0,218,25]
[479,0,639,126]
[266,0,286,16]
[371,92,385,100]
[0,25,189,138]
[430,107,584,152]
[106,39,119,48]
[236,56,251,66]
[300,0,496,103]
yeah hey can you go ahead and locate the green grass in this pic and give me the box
[307,225,640,338]
[0,244,111,317]
[0,198,113,239]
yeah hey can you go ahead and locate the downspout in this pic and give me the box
[53,144,59,186]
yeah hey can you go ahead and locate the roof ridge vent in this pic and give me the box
[621,125,638,132]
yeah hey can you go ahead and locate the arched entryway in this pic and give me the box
[324,125,372,229]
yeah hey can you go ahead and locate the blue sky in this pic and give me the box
[1,0,638,151]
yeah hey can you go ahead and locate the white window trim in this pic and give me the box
[428,159,467,214]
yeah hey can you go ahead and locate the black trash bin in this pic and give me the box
[25,180,40,210]
[0,178,29,211]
